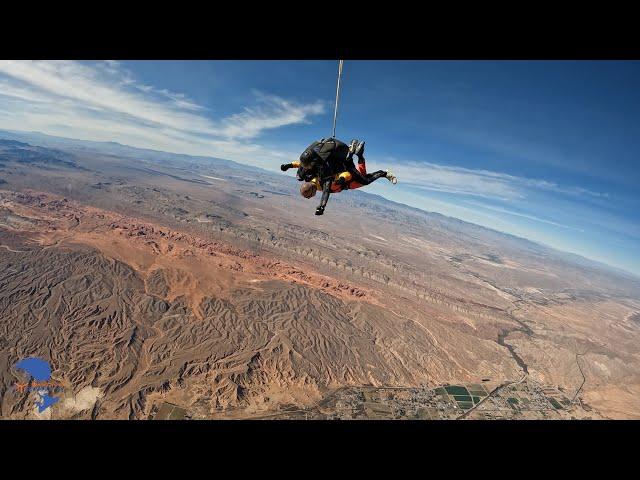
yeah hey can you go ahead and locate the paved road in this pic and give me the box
[572,352,587,403]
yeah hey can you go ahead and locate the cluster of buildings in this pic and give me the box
[149,379,592,420]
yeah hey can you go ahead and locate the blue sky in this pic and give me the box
[0,60,638,275]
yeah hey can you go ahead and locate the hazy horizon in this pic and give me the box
[2,126,638,282]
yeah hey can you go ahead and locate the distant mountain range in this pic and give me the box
[1,128,638,283]
[0,129,259,174]
[0,137,78,169]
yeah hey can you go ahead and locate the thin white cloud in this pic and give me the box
[462,200,585,231]
[215,91,325,140]
[0,60,325,165]
[384,158,608,201]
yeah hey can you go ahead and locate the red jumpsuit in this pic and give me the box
[311,160,369,193]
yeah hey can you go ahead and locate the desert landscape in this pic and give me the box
[1,132,639,419]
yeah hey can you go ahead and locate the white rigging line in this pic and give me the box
[331,60,344,138]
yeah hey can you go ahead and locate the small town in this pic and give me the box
[151,378,598,420]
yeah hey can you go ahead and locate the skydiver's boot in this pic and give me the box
[349,140,366,163]
[347,139,358,163]
[385,170,398,185]
[354,140,365,160]
[348,139,359,156]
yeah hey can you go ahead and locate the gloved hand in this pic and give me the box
[315,206,325,216]
[280,164,289,171]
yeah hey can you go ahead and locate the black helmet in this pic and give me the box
[299,147,321,169]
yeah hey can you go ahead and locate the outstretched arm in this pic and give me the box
[315,178,332,215]
[280,161,301,171]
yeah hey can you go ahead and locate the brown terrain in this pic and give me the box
[1,134,639,419]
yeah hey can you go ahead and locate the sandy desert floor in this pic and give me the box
[1,139,639,419]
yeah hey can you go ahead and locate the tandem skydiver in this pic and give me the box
[280,138,397,215]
